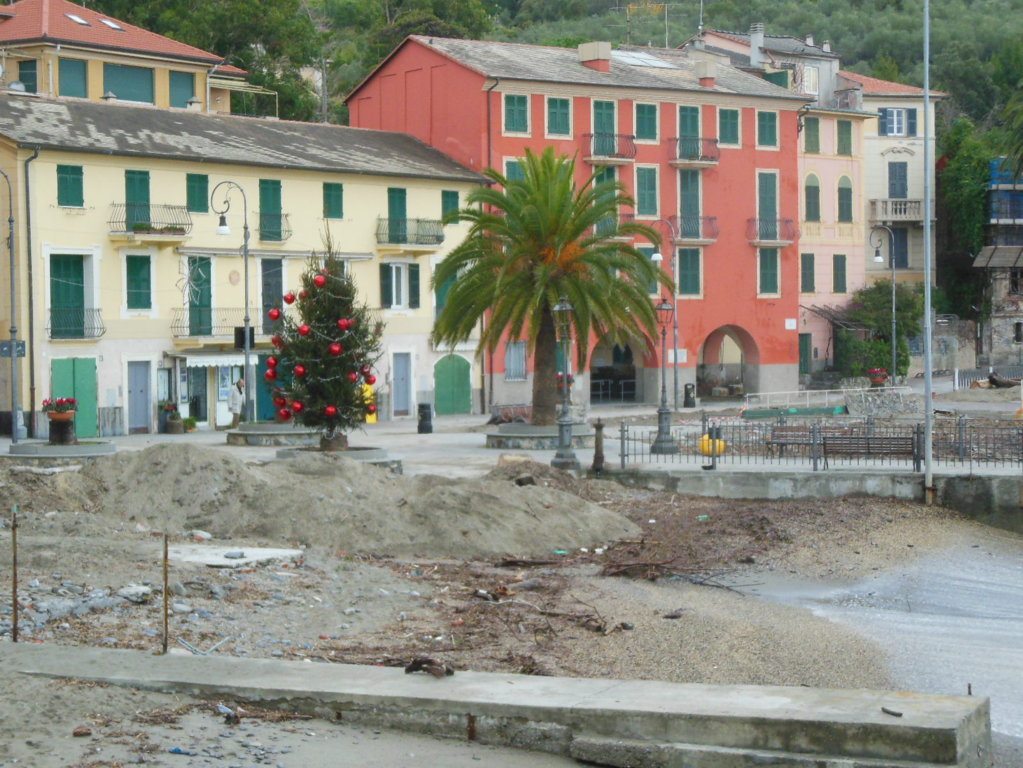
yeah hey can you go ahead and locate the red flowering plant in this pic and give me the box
[42,396,77,413]
[556,372,575,388]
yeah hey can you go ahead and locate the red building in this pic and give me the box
[347,38,807,406]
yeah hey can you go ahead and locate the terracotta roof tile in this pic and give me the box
[838,70,947,97]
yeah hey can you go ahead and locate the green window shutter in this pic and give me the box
[103,63,154,103]
[259,179,283,240]
[435,273,455,311]
[126,255,151,309]
[837,178,853,222]
[547,97,569,135]
[323,182,344,219]
[57,165,84,207]
[125,170,151,229]
[636,167,657,215]
[906,108,917,137]
[833,254,847,293]
[718,108,739,144]
[441,190,459,218]
[804,117,819,153]
[408,264,420,309]
[680,170,700,220]
[504,94,528,132]
[636,104,657,140]
[804,177,820,222]
[169,71,195,109]
[594,100,616,135]
[18,60,37,93]
[638,246,658,294]
[764,70,788,88]
[678,105,699,138]
[757,111,777,147]
[505,160,524,182]
[186,173,208,213]
[387,187,407,243]
[877,109,889,136]
[678,248,700,295]
[380,263,393,308]
[800,253,815,293]
[837,120,852,155]
[58,58,87,98]
[759,248,779,294]
[758,172,777,222]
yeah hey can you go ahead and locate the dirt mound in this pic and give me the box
[7,445,638,559]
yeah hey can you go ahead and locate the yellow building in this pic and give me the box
[0,91,483,436]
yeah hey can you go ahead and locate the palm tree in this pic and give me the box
[433,147,673,425]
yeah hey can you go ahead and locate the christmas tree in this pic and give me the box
[264,252,383,450]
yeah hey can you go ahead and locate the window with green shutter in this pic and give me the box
[718,108,739,145]
[441,190,458,218]
[547,97,569,135]
[759,248,779,295]
[323,182,344,219]
[636,167,657,216]
[764,70,788,88]
[435,273,455,318]
[169,71,195,109]
[638,246,659,294]
[103,63,154,103]
[800,253,815,293]
[804,175,820,222]
[57,165,84,207]
[18,60,37,93]
[833,254,847,293]
[837,120,852,155]
[58,58,87,98]
[125,255,151,309]
[504,94,528,133]
[186,173,208,213]
[837,176,853,222]
[259,179,283,241]
[804,116,820,153]
[678,248,701,295]
[505,160,524,182]
[757,111,777,147]
[635,103,657,140]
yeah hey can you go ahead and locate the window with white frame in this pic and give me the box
[379,262,420,309]
[505,341,527,380]
[878,107,917,137]
[802,65,819,95]
[503,93,529,134]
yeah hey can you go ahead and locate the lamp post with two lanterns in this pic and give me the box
[550,296,580,470]
[650,296,678,454]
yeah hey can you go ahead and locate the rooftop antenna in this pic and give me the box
[613,3,685,48]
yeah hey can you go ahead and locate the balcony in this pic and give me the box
[668,215,719,245]
[170,307,265,338]
[258,212,292,242]
[48,308,106,340]
[375,218,444,251]
[582,134,637,165]
[747,218,797,247]
[988,225,1023,245]
[108,203,192,242]
[870,198,923,223]
[596,213,634,241]
[667,137,720,168]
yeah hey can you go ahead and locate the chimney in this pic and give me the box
[805,33,814,47]
[696,60,716,88]
[822,40,831,52]
[749,23,765,68]
[578,41,612,72]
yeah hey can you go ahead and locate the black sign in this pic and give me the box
[0,340,25,358]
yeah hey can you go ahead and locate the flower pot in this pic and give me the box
[46,410,77,422]
[165,419,184,434]
[869,376,888,387]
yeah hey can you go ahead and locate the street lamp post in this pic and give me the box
[652,218,680,409]
[650,297,678,454]
[870,224,897,383]
[0,169,18,444]
[551,297,580,471]
[210,181,253,423]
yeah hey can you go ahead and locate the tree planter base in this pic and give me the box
[47,413,77,445]
[165,419,185,434]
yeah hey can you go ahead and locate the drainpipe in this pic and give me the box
[206,62,221,113]
[483,77,500,412]
[23,147,38,437]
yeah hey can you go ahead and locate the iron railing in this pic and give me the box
[108,203,192,234]
[746,217,797,243]
[669,214,719,241]
[595,213,635,238]
[258,212,292,242]
[375,218,444,246]
[583,133,638,161]
[48,308,106,339]
[670,137,720,164]
[170,307,263,337]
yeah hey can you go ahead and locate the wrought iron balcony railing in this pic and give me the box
[669,137,720,166]
[582,133,638,162]
[375,218,444,246]
[669,215,719,242]
[48,308,106,340]
[258,212,292,242]
[170,307,269,337]
[595,213,635,238]
[746,218,798,244]
[108,203,192,235]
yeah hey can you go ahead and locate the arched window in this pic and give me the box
[837,176,854,223]
[804,175,820,222]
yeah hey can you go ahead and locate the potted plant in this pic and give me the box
[867,368,889,387]
[159,400,179,432]
[42,396,77,422]
[183,416,198,432]
[556,372,574,391]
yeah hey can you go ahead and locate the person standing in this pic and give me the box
[228,378,245,429]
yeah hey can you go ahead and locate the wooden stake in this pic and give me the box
[11,504,17,644]
[162,532,169,655]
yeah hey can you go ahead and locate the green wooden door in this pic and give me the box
[678,105,700,158]
[799,333,812,375]
[125,170,150,230]
[187,256,212,335]
[387,187,407,243]
[758,172,777,240]
[679,170,700,237]
[256,354,278,422]
[50,254,85,338]
[434,355,471,415]
[259,179,282,241]
[593,100,616,155]
[51,357,98,438]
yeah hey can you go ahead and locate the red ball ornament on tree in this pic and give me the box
[337,318,350,331]
[313,274,327,288]
[267,307,281,322]
[273,396,287,408]
[298,324,311,336]
[324,405,338,418]
[367,403,377,415]
[291,400,305,414]
[360,364,372,376]
[329,343,342,357]
[272,334,283,348]
[366,375,377,385]
[266,356,278,369]
[347,372,358,383]
[283,292,296,305]
[278,408,292,421]
[294,365,307,378]
[264,368,277,382]
[298,290,307,300]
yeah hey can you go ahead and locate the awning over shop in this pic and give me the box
[168,353,246,368]
[800,304,870,332]
[973,246,1023,268]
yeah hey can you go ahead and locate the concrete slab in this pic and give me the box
[4,644,990,767]
[167,545,303,568]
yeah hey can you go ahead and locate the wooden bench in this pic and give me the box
[822,435,917,469]
[766,425,850,456]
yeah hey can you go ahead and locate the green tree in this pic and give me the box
[843,281,924,376]
[433,148,670,425]
[1004,85,1023,177]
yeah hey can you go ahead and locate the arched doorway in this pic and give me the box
[589,339,636,403]
[697,326,761,396]
[434,354,471,415]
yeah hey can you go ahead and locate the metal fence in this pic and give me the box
[954,366,1023,390]
[618,415,1023,472]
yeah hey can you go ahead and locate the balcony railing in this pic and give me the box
[375,218,444,246]
[582,133,638,164]
[48,308,106,340]
[870,199,923,222]
[669,214,719,242]
[746,218,798,245]
[108,203,192,236]
[170,307,264,337]
[668,137,720,167]
[595,213,635,239]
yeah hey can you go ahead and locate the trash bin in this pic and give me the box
[683,383,697,408]
[417,403,433,434]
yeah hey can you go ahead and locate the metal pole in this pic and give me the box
[552,299,579,470]
[651,302,678,454]
[1,169,17,444]
[891,247,897,382]
[162,532,169,654]
[10,504,17,643]
[923,0,934,500]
